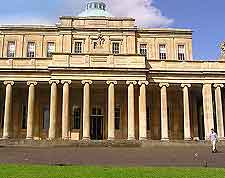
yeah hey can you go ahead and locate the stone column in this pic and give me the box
[213,84,225,139]
[106,81,117,140]
[202,83,214,140]
[82,80,92,140]
[138,81,149,140]
[3,81,14,139]
[61,80,71,140]
[48,80,59,140]
[181,84,192,141]
[159,83,169,141]
[126,81,137,140]
[26,81,37,139]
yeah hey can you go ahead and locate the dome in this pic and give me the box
[78,1,112,17]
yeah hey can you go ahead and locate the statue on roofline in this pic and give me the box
[220,40,225,58]
[96,32,105,48]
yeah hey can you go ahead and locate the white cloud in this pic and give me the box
[0,0,173,27]
[61,0,173,27]
[106,0,173,27]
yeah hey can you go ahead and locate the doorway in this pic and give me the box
[90,107,104,140]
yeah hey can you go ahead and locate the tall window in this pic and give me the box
[178,45,185,60]
[27,42,35,58]
[93,41,97,49]
[43,106,50,129]
[115,106,120,130]
[140,44,147,56]
[21,104,27,129]
[0,102,4,128]
[74,42,82,53]
[72,106,81,129]
[7,41,16,57]
[159,44,167,60]
[112,42,120,54]
[47,42,55,57]
[147,107,151,130]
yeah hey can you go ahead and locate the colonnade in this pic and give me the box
[1,80,225,140]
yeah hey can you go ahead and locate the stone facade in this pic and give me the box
[0,8,224,141]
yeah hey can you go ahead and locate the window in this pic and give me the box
[0,102,4,129]
[147,107,151,130]
[72,106,81,129]
[112,42,120,54]
[140,44,147,56]
[21,104,27,129]
[43,106,50,129]
[27,42,35,58]
[93,41,97,49]
[7,41,16,57]
[115,106,120,130]
[47,42,55,57]
[178,45,185,60]
[92,107,102,116]
[74,42,82,53]
[159,44,167,60]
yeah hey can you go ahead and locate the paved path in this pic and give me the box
[0,145,224,167]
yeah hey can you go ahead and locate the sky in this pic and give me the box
[0,0,224,60]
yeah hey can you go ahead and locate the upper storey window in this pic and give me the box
[7,41,16,58]
[159,44,167,60]
[74,42,82,53]
[178,45,185,60]
[140,44,147,56]
[27,42,35,58]
[47,42,56,57]
[112,42,120,54]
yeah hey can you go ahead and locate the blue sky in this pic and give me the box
[0,0,224,60]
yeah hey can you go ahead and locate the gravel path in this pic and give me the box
[0,145,224,167]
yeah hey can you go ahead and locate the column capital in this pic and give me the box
[181,84,191,88]
[126,81,137,85]
[159,83,169,88]
[3,81,14,86]
[106,81,117,85]
[213,84,224,88]
[138,81,149,86]
[81,80,92,85]
[27,81,37,86]
[61,80,72,85]
[49,80,60,85]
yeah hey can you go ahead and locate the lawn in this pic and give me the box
[0,165,225,178]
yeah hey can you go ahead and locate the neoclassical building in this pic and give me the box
[0,1,225,141]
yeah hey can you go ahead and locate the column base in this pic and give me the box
[26,137,33,140]
[161,138,169,141]
[2,136,10,139]
[139,137,147,141]
[82,137,91,141]
[62,137,70,140]
[218,137,225,141]
[184,137,192,141]
[107,137,115,141]
[128,137,136,141]
[193,137,200,141]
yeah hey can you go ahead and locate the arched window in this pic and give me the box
[43,106,50,130]
[72,106,81,129]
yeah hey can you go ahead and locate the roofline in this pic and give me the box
[59,16,135,21]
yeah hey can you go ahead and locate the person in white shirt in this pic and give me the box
[209,129,218,153]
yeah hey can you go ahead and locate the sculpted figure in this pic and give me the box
[220,41,225,57]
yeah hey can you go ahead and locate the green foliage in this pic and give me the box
[0,165,224,178]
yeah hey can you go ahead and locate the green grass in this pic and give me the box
[0,165,225,178]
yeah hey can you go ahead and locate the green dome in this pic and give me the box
[78,1,112,17]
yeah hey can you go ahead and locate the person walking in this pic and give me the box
[209,129,218,153]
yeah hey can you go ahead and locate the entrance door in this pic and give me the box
[91,107,103,140]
